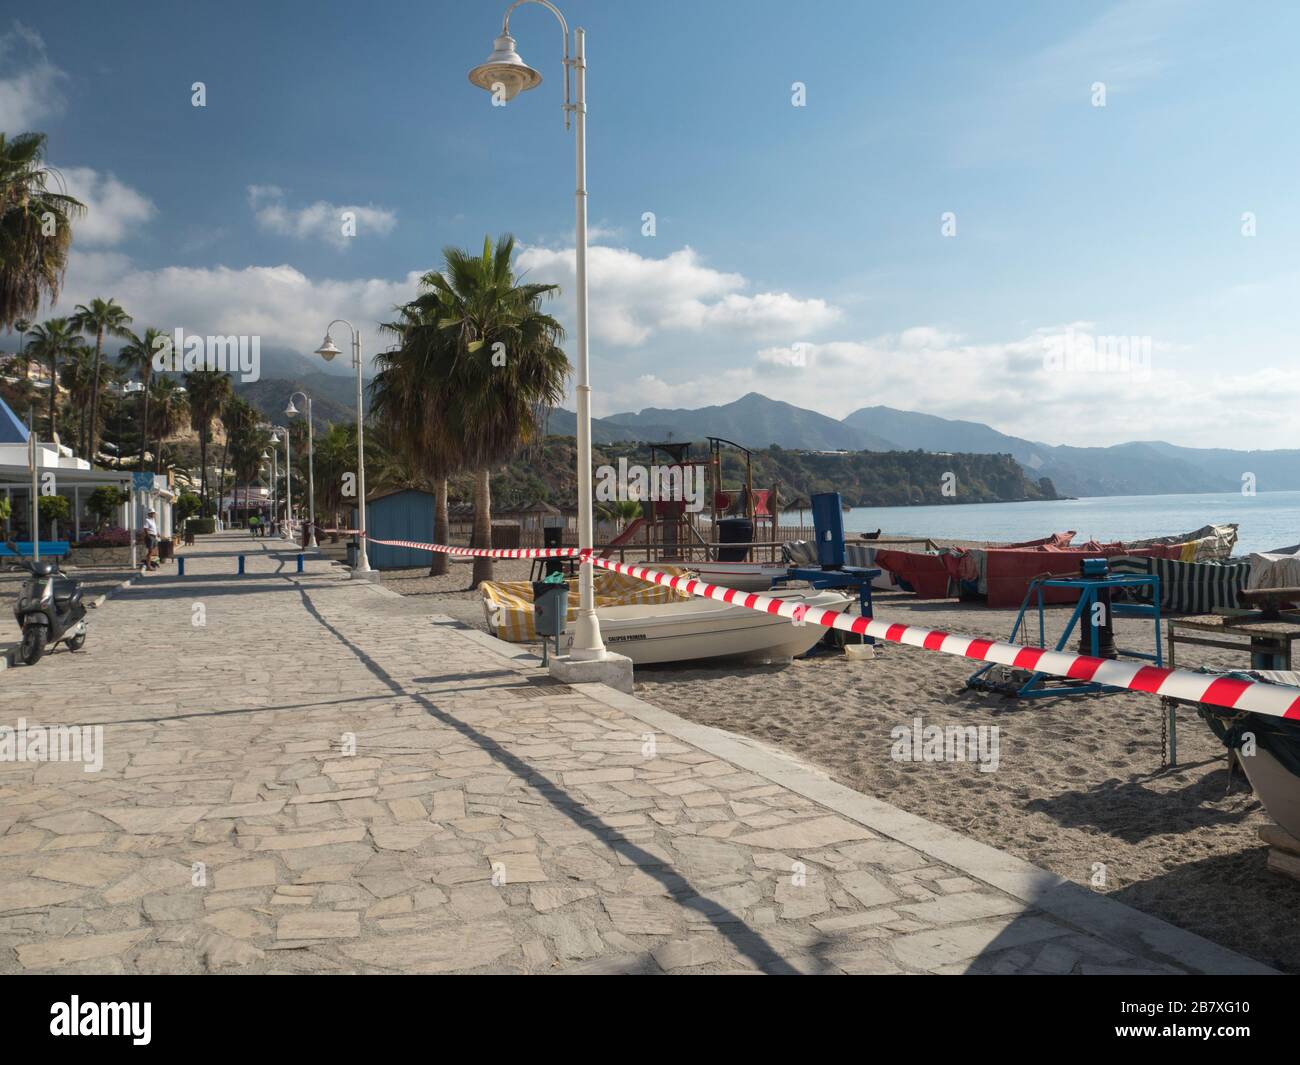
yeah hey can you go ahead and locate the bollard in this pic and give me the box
[177,557,185,577]
[296,553,304,574]
[238,554,245,575]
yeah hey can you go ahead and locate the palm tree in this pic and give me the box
[426,235,569,582]
[215,394,256,524]
[0,133,85,328]
[9,317,31,370]
[411,234,569,586]
[149,376,187,473]
[596,499,644,529]
[182,369,232,517]
[118,327,163,468]
[70,297,133,460]
[24,317,79,438]
[59,342,98,449]
[312,422,360,532]
[372,305,462,576]
[226,411,272,524]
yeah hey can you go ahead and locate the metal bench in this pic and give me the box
[0,541,71,558]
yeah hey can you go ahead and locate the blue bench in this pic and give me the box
[0,541,71,558]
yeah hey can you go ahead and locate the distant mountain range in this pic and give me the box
[236,372,360,431]
[547,392,1300,498]
[232,347,370,430]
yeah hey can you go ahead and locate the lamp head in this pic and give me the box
[285,400,299,417]
[315,334,340,362]
[468,33,542,100]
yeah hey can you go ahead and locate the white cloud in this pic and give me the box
[249,185,397,248]
[41,236,1299,449]
[594,323,1300,450]
[55,251,420,358]
[515,244,840,346]
[60,167,155,246]
[0,23,66,130]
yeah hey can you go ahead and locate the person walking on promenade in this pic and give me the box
[143,509,160,571]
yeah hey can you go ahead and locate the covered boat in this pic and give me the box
[875,526,1238,608]
[873,532,1076,600]
[872,547,955,598]
[1126,522,1238,562]
[1107,554,1250,613]
[1249,543,1300,592]
[979,525,1238,608]
[980,540,1186,607]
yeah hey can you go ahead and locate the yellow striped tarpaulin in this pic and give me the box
[481,567,691,642]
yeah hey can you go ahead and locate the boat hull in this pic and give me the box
[1239,747,1300,840]
[689,561,789,592]
[564,589,854,666]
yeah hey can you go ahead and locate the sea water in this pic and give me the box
[799,491,1300,557]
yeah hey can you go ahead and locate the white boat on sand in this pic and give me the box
[564,588,854,666]
[689,560,789,592]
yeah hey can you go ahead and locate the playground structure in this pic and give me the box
[599,437,785,564]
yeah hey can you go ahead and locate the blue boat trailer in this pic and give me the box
[967,565,1163,698]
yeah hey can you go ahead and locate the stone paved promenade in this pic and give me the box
[0,534,1273,974]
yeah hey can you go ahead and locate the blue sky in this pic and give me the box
[4,0,1298,448]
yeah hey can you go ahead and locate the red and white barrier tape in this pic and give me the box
[318,535,1300,720]
[315,530,579,560]
[587,557,1300,721]
[369,538,580,560]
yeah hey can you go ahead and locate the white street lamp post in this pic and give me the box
[314,321,370,574]
[469,0,604,660]
[259,450,271,527]
[283,429,292,537]
[271,425,291,539]
[286,392,316,547]
[268,443,278,529]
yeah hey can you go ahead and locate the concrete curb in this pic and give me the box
[431,613,1276,976]
[89,573,136,609]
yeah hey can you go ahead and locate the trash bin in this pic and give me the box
[346,542,358,568]
[159,538,174,561]
[533,579,570,664]
[716,518,754,562]
[532,581,569,637]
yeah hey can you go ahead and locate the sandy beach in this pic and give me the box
[380,552,1299,973]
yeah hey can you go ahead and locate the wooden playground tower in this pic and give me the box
[623,438,778,562]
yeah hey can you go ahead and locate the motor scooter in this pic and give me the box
[6,541,87,665]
